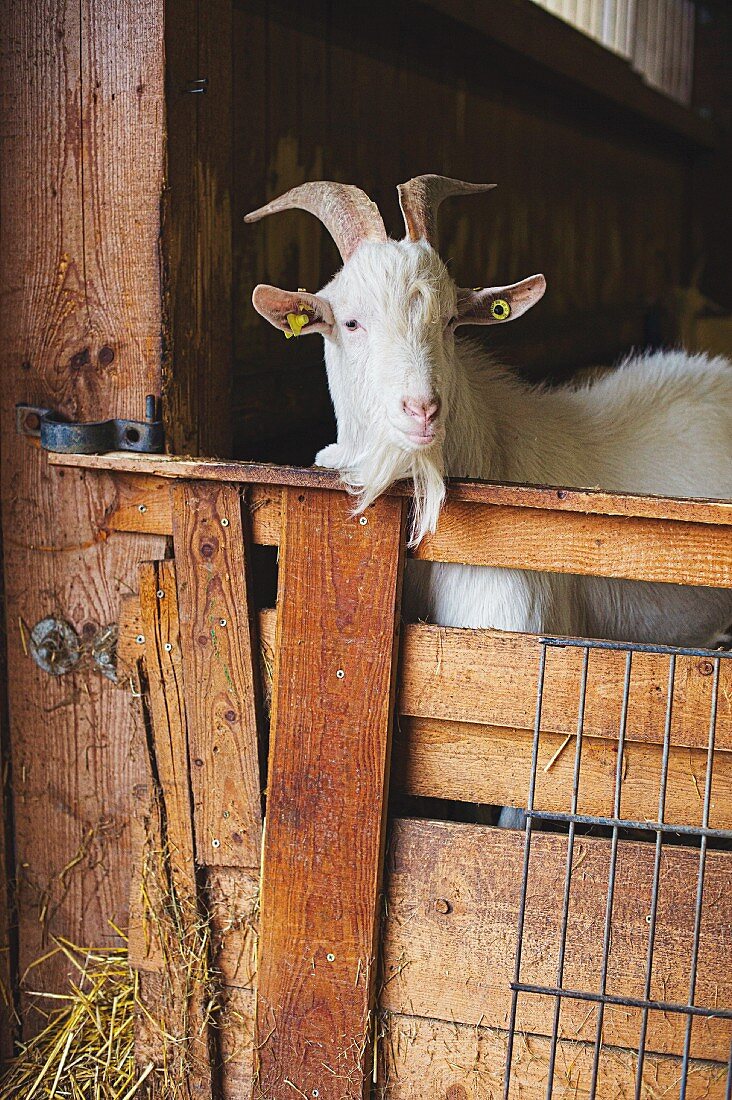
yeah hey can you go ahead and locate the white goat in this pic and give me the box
[246,177,732,648]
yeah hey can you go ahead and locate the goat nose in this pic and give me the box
[402,397,441,424]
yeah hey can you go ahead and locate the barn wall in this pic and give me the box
[230,0,707,466]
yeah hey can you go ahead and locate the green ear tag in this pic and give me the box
[284,312,310,339]
[490,298,511,321]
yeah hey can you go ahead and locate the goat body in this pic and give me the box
[400,344,732,646]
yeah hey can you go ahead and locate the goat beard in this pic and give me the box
[340,440,446,548]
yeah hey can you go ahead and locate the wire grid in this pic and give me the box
[503,636,732,1100]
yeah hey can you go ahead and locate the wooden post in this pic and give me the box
[254,488,407,1099]
[0,0,168,1008]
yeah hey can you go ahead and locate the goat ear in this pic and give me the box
[455,274,546,327]
[252,284,335,337]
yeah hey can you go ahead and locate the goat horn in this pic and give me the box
[398,175,497,247]
[244,181,387,262]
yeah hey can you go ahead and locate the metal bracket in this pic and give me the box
[16,395,164,454]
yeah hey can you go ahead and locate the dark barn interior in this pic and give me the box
[203,0,732,466]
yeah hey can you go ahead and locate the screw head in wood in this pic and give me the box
[359,516,368,525]
[313,1091,319,1098]
[326,952,335,962]
[219,618,227,627]
[220,517,230,527]
[164,643,173,652]
[136,635,145,645]
[336,669,345,679]
[212,838,221,849]
[156,590,165,599]
[138,504,147,513]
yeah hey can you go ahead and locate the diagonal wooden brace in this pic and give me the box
[254,487,407,1099]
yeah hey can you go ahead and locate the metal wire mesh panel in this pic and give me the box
[504,638,732,1100]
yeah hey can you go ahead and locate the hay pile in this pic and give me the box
[0,937,150,1099]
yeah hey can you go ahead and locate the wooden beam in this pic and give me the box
[255,487,406,1099]
[0,0,167,1011]
[415,498,732,587]
[380,1012,729,1098]
[133,560,215,1097]
[172,482,263,868]
[382,819,732,1061]
[163,0,233,457]
[45,452,732,526]
[398,625,732,750]
[393,717,732,830]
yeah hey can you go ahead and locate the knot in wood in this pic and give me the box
[433,898,452,915]
[445,1086,469,1100]
[199,537,218,560]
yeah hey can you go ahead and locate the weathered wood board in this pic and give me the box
[392,717,732,830]
[381,820,732,1062]
[379,1012,730,1099]
[172,482,263,869]
[0,0,167,1011]
[255,487,406,1099]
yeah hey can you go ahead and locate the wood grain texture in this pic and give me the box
[139,561,197,885]
[382,819,732,1061]
[393,717,732,830]
[46,454,732,527]
[172,482,263,868]
[104,473,174,535]
[379,1012,729,1099]
[255,487,407,1099]
[163,0,233,458]
[399,626,732,751]
[0,0,166,1013]
[257,611,732,756]
[415,499,732,588]
[132,562,215,1097]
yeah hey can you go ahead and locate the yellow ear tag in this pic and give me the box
[490,298,511,321]
[284,312,310,339]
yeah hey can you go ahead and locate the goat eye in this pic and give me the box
[344,319,360,331]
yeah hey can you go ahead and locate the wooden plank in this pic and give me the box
[132,559,215,1097]
[382,819,732,1061]
[0,543,16,1057]
[172,482,263,868]
[259,611,732,754]
[99,479,278,545]
[393,717,732,830]
[415,498,732,587]
[255,487,407,1099]
[380,1012,730,1099]
[0,0,167,1010]
[105,473,174,536]
[46,453,732,526]
[163,0,233,458]
[139,562,198,885]
[399,626,732,751]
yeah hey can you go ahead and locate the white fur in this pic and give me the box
[312,239,732,647]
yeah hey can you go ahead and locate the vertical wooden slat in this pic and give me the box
[133,560,214,1099]
[139,562,198,889]
[163,0,233,458]
[0,0,166,1009]
[172,482,263,868]
[255,487,407,1100]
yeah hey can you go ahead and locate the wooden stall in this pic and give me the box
[41,448,732,1098]
[1,0,731,1094]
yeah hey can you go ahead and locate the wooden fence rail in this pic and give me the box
[58,452,732,1098]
